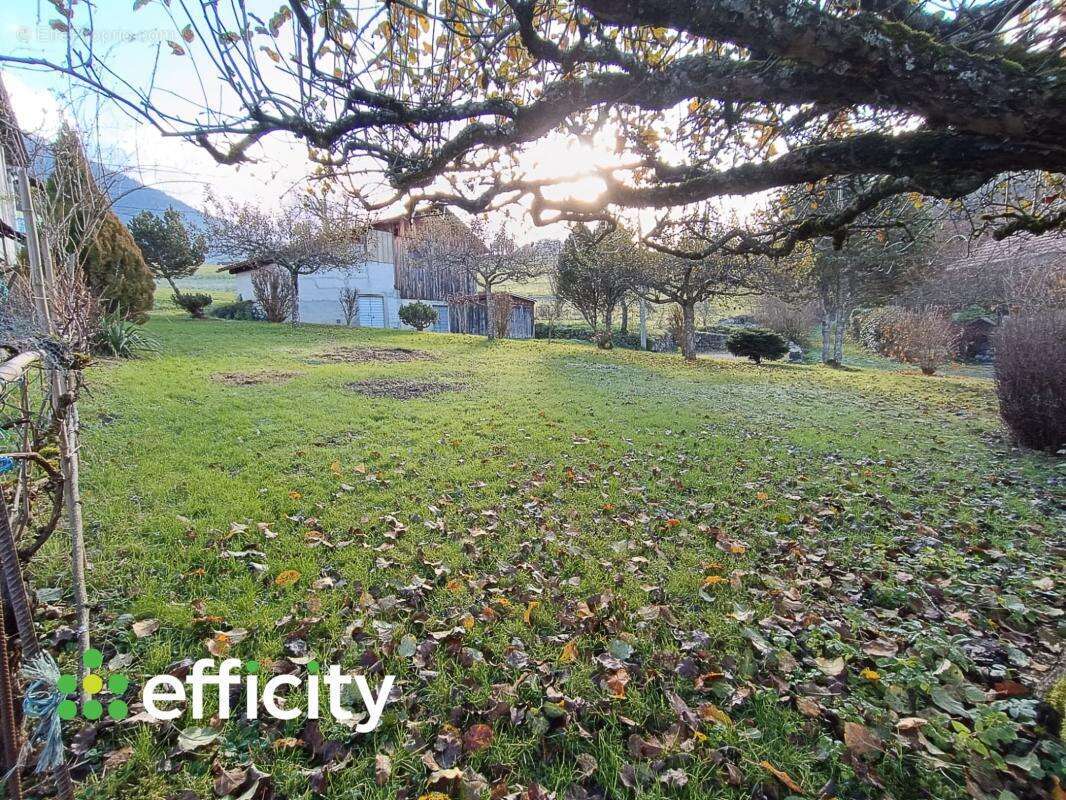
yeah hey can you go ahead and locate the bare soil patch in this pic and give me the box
[345,378,465,399]
[214,370,299,386]
[312,346,433,364]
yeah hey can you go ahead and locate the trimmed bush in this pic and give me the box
[855,306,908,355]
[174,292,213,318]
[726,327,789,363]
[210,300,264,321]
[994,312,1066,453]
[400,301,439,331]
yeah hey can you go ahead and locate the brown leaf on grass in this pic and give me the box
[697,703,732,726]
[560,640,579,663]
[795,697,822,717]
[132,618,160,638]
[759,761,805,794]
[844,721,883,760]
[102,746,133,773]
[862,638,898,658]
[275,570,301,587]
[815,656,844,676]
[374,753,391,785]
[523,600,539,625]
[463,723,494,753]
[213,763,248,796]
[896,717,928,733]
[606,668,630,698]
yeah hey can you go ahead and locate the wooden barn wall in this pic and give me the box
[449,301,534,338]
[392,222,476,301]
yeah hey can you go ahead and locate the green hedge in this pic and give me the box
[534,322,648,350]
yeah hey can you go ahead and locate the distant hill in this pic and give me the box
[26,135,207,233]
[106,171,207,232]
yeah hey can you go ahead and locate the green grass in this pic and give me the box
[30,311,1063,799]
[153,265,238,312]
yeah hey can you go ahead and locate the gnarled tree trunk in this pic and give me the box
[680,301,697,362]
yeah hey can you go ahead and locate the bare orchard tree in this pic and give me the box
[406,215,553,341]
[339,286,359,326]
[555,223,640,347]
[9,0,1066,253]
[540,273,568,344]
[206,195,368,324]
[765,179,937,365]
[637,232,762,361]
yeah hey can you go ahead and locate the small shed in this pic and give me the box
[449,292,535,338]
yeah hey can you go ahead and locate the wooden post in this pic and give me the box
[8,170,84,799]
[16,169,91,683]
[639,297,647,350]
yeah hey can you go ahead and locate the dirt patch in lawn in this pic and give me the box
[214,370,299,386]
[345,378,465,399]
[312,346,433,364]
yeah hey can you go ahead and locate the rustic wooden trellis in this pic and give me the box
[0,166,89,800]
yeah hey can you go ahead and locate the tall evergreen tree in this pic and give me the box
[47,126,154,321]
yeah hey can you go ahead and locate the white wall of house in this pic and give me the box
[235,260,450,332]
[0,149,22,266]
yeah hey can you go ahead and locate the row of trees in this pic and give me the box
[544,178,940,363]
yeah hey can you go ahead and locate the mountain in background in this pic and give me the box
[107,171,207,232]
[27,135,207,233]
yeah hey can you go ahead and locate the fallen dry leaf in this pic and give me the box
[132,618,160,638]
[759,760,804,794]
[844,721,883,760]
[463,723,494,753]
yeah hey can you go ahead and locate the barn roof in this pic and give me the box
[938,228,1066,272]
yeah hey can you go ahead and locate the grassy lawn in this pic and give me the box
[32,311,1063,799]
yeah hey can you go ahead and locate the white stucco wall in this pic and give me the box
[234,261,449,331]
[230,230,451,331]
[0,150,22,266]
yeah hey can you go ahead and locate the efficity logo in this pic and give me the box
[57,648,130,722]
[58,651,394,729]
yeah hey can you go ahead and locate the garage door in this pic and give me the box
[357,295,385,327]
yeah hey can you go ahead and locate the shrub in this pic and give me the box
[399,301,439,331]
[93,313,158,358]
[726,327,789,363]
[251,266,293,323]
[174,292,213,318]
[994,312,1066,453]
[210,300,263,321]
[892,310,959,374]
[855,306,908,355]
[533,322,648,350]
[340,287,359,325]
[753,296,820,348]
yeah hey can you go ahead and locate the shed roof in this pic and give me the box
[451,291,536,306]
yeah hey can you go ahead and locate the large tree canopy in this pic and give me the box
[7,0,1064,253]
